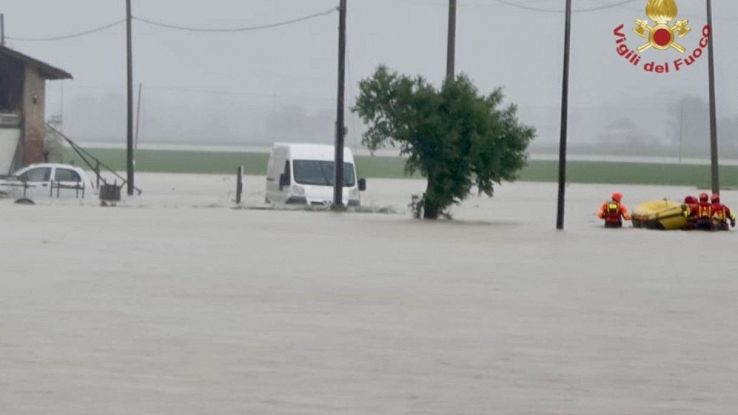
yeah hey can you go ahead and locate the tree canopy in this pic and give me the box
[353,66,536,219]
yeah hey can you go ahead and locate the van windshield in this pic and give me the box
[293,160,356,187]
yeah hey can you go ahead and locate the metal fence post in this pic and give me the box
[95,161,101,189]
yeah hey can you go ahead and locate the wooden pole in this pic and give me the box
[126,0,135,196]
[236,166,243,204]
[556,0,572,230]
[333,0,347,208]
[706,0,720,194]
[446,0,457,82]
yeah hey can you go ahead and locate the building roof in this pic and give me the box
[0,45,73,80]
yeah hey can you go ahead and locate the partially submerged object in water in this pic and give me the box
[631,199,688,230]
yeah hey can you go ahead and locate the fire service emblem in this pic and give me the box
[612,0,710,74]
[634,0,690,53]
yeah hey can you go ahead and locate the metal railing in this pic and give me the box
[0,178,86,199]
[46,123,142,195]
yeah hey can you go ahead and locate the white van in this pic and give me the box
[265,143,366,207]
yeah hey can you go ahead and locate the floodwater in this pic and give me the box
[1,174,737,414]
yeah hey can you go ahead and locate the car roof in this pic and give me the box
[22,163,83,169]
[17,163,86,172]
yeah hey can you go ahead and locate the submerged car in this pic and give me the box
[0,163,96,200]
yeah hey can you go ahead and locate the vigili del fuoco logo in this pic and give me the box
[613,0,710,74]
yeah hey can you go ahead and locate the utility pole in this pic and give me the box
[706,0,719,194]
[1,13,5,46]
[333,0,347,208]
[126,0,135,196]
[446,0,457,82]
[556,0,572,230]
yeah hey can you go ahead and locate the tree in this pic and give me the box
[353,66,535,219]
[666,95,738,158]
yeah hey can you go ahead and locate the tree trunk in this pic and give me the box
[423,179,441,219]
[423,201,441,219]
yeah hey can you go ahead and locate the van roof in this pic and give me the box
[273,143,355,162]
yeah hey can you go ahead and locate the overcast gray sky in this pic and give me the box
[3,0,738,152]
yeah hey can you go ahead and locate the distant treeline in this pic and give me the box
[64,148,738,188]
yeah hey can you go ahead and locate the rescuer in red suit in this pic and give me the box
[683,195,699,230]
[694,192,713,230]
[597,192,631,228]
[711,193,736,231]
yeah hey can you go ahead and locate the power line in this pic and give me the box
[133,7,337,33]
[391,0,640,13]
[387,0,738,20]
[5,7,337,42]
[618,3,738,21]
[6,19,125,41]
[7,1,736,42]
[487,0,641,13]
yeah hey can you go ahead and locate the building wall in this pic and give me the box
[0,128,21,174]
[22,65,46,165]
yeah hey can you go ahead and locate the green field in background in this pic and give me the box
[65,148,738,188]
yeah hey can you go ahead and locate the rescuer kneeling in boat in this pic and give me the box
[711,194,736,231]
[597,192,631,228]
[695,193,713,230]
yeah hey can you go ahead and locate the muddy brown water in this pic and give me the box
[2,174,736,414]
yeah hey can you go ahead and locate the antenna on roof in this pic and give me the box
[1,14,6,46]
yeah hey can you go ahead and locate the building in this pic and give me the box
[0,45,72,174]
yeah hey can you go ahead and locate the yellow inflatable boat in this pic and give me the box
[631,199,689,230]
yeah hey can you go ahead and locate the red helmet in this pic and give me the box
[611,192,623,203]
[684,196,697,204]
[712,193,721,204]
[699,193,709,203]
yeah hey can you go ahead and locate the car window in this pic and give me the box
[19,167,51,182]
[55,168,81,182]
